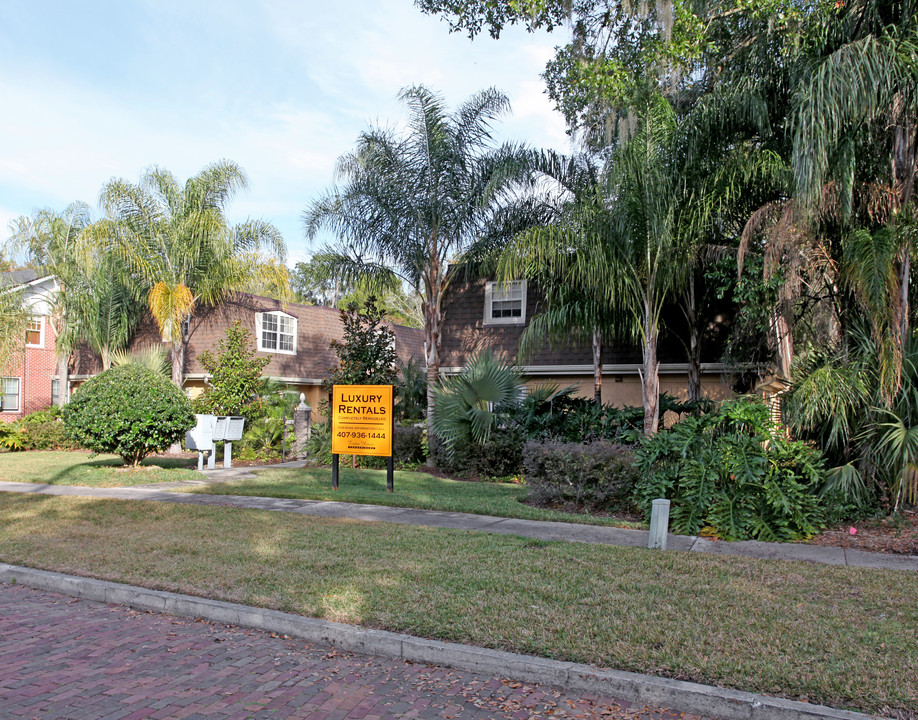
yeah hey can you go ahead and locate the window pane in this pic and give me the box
[25,319,41,346]
[493,281,522,302]
[262,314,278,350]
[278,315,295,352]
[1,378,20,412]
[489,281,524,320]
[493,300,522,318]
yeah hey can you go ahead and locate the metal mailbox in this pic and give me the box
[212,416,228,442]
[213,415,246,468]
[212,416,245,442]
[186,414,216,451]
[187,415,246,470]
[187,414,217,470]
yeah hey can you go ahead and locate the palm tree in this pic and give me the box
[431,349,524,451]
[499,150,634,404]
[8,203,103,406]
[0,281,30,381]
[792,3,918,398]
[505,101,691,435]
[98,161,289,387]
[304,85,529,450]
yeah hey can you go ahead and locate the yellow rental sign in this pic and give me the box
[331,384,394,457]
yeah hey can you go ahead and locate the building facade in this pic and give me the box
[1,271,60,423]
[71,293,426,415]
[440,275,735,408]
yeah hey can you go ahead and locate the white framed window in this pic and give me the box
[1,377,21,412]
[484,280,527,325]
[256,311,297,354]
[25,317,44,348]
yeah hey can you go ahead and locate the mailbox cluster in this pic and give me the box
[186,414,246,470]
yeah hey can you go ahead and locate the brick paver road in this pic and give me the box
[1,583,718,720]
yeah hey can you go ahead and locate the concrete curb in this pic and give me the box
[0,564,880,720]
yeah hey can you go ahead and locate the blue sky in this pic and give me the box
[0,0,570,264]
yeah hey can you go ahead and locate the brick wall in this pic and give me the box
[1,317,58,422]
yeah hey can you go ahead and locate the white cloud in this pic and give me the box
[0,0,574,261]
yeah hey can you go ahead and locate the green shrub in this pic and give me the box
[432,350,524,452]
[17,407,79,450]
[0,422,27,451]
[234,389,301,461]
[306,421,426,469]
[523,440,639,511]
[394,425,426,465]
[634,398,825,541]
[511,391,613,442]
[63,365,195,466]
[431,428,524,478]
[305,419,334,465]
[508,390,711,446]
[395,358,427,422]
[194,322,271,422]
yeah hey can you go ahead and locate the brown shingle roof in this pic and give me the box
[72,292,426,382]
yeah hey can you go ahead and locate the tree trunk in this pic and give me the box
[171,341,184,388]
[774,307,794,380]
[168,340,186,454]
[55,352,70,407]
[687,329,701,403]
[683,279,701,403]
[423,293,442,467]
[591,327,602,404]
[641,302,660,436]
[900,245,910,357]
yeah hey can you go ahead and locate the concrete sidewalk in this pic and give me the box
[1,479,916,571]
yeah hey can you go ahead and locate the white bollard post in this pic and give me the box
[648,498,670,550]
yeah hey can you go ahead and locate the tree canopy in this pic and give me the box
[305,85,530,451]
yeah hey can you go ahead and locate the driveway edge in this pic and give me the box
[0,563,880,720]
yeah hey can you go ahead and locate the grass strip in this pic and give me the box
[0,493,914,717]
[0,451,201,487]
[187,466,645,528]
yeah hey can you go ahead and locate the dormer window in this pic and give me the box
[256,311,297,354]
[25,317,44,348]
[484,280,527,325]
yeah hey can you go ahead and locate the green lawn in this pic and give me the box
[0,451,645,528]
[0,450,201,487]
[0,492,914,717]
[187,465,645,528]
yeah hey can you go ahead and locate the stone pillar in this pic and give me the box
[294,393,312,460]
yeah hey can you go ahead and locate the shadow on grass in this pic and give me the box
[2,450,198,487]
